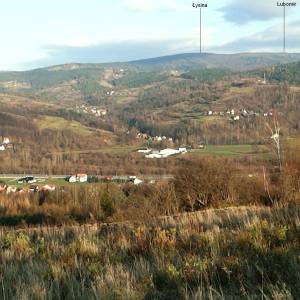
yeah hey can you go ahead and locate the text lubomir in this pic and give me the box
[277,2,297,6]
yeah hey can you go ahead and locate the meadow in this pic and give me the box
[0,205,299,299]
[191,144,267,157]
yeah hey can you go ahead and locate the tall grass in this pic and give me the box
[0,205,299,299]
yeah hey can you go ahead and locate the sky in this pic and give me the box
[0,0,300,70]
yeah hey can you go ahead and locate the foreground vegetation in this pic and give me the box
[0,136,298,299]
[1,205,300,299]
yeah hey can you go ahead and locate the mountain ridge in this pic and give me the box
[2,52,300,73]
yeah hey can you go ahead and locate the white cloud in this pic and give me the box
[212,22,300,52]
[220,0,283,24]
[49,37,100,48]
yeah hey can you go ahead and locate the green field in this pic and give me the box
[36,116,94,136]
[191,144,269,157]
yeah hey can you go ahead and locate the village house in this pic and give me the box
[68,174,88,183]
[3,138,10,144]
[29,185,39,193]
[128,176,143,185]
[77,174,88,183]
[96,109,107,117]
[6,186,17,194]
[42,184,56,192]
[68,176,77,183]
[232,116,240,121]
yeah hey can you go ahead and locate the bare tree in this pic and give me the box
[266,115,282,171]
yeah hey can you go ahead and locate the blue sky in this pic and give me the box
[1,0,300,70]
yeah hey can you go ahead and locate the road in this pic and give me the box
[0,174,174,181]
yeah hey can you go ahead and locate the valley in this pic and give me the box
[2,0,300,297]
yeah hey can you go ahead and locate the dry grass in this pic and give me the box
[36,116,94,136]
[0,205,300,299]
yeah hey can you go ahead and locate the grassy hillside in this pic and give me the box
[36,116,95,136]
[1,205,299,299]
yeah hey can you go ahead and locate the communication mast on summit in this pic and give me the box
[276,1,297,53]
[192,3,208,54]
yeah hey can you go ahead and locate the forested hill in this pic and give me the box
[0,52,300,107]
[1,52,300,89]
[130,52,300,71]
[267,61,300,85]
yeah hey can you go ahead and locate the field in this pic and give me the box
[49,145,140,156]
[0,205,299,299]
[36,116,94,136]
[191,144,269,157]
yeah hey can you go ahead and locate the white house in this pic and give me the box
[133,178,143,185]
[3,138,10,144]
[68,176,77,183]
[128,176,143,185]
[178,147,187,153]
[77,174,88,183]
[0,145,5,151]
[6,186,17,194]
[42,185,56,192]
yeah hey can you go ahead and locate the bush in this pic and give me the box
[100,191,115,220]
[174,158,234,211]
